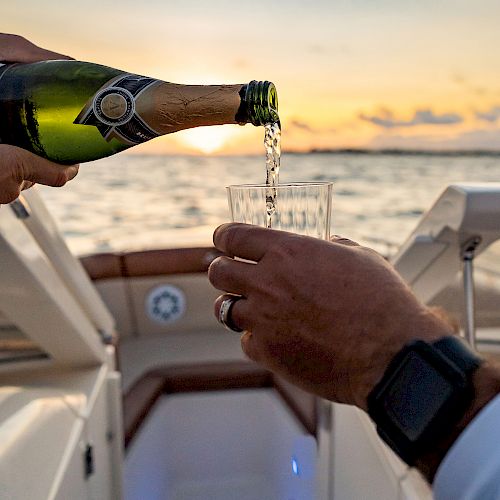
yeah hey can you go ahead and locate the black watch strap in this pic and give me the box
[432,336,482,373]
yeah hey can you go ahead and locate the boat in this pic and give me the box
[1,183,500,499]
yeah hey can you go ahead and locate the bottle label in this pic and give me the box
[74,74,161,145]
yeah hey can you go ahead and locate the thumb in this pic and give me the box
[16,148,79,187]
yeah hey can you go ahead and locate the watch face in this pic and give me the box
[368,340,474,464]
[384,352,454,441]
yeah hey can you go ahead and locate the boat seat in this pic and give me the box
[123,361,318,449]
[80,247,223,280]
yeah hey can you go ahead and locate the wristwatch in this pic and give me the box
[367,336,482,466]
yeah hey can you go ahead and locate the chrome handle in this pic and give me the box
[461,236,481,350]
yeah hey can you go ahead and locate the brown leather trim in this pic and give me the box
[80,253,123,281]
[80,247,224,281]
[123,361,317,449]
[123,373,165,448]
[149,362,274,394]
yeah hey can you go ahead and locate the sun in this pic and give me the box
[176,126,238,154]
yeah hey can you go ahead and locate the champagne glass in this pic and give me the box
[226,181,333,239]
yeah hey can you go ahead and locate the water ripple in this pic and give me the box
[38,152,500,260]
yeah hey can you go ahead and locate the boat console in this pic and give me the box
[392,183,500,348]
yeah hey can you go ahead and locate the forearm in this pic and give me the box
[355,306,500,483]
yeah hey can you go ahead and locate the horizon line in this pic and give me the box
[124,147,500,158]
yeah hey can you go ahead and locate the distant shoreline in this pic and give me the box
[124,149,500,158]
[283,148,500,157]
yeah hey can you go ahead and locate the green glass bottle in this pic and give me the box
[0,60,278,164]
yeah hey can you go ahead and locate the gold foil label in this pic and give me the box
[100,93,129,120]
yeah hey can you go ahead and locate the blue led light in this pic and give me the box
[291,457,299,476]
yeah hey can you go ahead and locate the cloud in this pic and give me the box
[307,44,327,54]
[450,73,491,97]
[359,108,463,128]
[476,106,500,123]
[290,119,314,132]
[368,127,500,151]
[307,43,350,55]
[288,119,336,135]
[473,87,487,97]
[286,118,338,139]
[231,58,249,69]
[413,110,463,125]
[451,72,466,85]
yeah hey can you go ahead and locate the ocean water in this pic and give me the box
[38,153,500,263]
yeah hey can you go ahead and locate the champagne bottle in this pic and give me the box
[0,60,278,164]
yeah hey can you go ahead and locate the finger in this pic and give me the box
[330,235,360,246]
[0,180,21,204]
[213,222,293,261]
[20,180,35,191]
[240,331,264,363]
[208,256,256,296]
[214,294,254,332]
[14,147,79,187]
[0,33,73,63]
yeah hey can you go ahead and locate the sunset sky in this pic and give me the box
[5,0,500,154]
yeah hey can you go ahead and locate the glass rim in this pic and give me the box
[226,181,333,190]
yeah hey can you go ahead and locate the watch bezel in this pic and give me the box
[367,340,473,465]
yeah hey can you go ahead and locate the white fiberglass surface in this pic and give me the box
[124,389,317,500]
[0,310,47,365]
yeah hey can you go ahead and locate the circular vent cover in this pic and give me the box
[146,284,186,324]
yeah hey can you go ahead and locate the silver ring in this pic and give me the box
[219,295,244,333]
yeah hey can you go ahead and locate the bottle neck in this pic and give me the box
[134,80,278,135]
[134,82,244,135]
[235,80,279,127]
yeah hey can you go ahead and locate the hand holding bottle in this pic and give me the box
[0,144,79,204]
[0,33,73,63]
[0,34,78,204]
